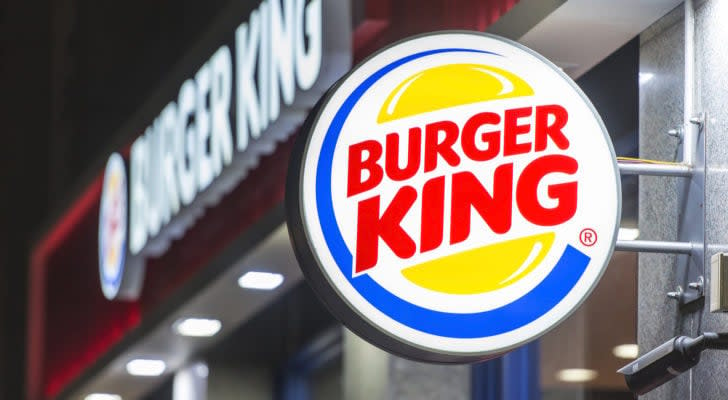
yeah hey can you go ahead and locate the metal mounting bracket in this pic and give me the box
[674,114,706,308]
[615,113,706,308]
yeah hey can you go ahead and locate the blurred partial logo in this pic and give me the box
[98,152,128,300]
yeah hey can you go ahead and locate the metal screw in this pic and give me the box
[689,114,704,125]
[688,276,704,291]
[667,127,684,138]
[667,291,682,300]
[667,286,684,300]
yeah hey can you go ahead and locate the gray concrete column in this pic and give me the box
[639,1,728,399]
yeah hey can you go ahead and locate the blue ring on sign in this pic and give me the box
[314,48,592,338]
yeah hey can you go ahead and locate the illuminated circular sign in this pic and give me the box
[287,31,620,362]
[98,152,128,300]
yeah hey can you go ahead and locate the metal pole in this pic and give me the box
[620,0,697,177]
[615,239,694,254]
[683,0,696,166]
[618,162,692,177]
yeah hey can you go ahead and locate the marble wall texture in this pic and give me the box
[639,1,728,399]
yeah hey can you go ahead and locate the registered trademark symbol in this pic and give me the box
[579,228,597,246]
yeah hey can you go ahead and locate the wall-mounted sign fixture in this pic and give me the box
[287,31,621,362]
[98,153,131,300]
[98,0,351,300]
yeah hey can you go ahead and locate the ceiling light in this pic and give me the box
[556,368,598,383]
[195,362,209,378]
[85,395,121,400]
[613,343,639,359]
[126,359,166,376]
[238,271,284,290]
[639,72,654,85]
[173,318,222,337]
[618,227,640,241]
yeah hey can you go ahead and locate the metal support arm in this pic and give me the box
[618,162,692,177]
[615,240,694,254]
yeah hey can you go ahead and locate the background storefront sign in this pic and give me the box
[97,0,348,300]
[98,153,129,300]
[287,31,621,362]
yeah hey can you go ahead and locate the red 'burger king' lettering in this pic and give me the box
[348,104,578,274]
[517,154,578,225]
[424,120,461,172]
[347,140,383,197]
[420,176,445,252]
[461,112,501,161]
[355,186,418,273]
[386,128,421,181]
[535,104,569,151]
[352,154,579,274]
[347,104,570,197]
[450,165,513,245]
[504,106,533,156]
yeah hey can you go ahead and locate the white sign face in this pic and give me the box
[288,31,621,362]
[98,153,128,300]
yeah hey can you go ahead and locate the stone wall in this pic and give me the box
[639,1,728,398]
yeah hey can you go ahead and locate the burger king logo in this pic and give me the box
[99,152,128,300]
[287,32,620,362]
